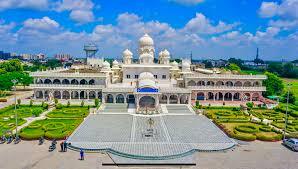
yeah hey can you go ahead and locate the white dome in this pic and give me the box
[103,61,110,68]
[123,49,133,57]
[139,33,154,46]
[139,72,154,80]
[112,60,119,65]
[163,49,170,57]
[171,61,178,66]
[158,51,164,57]
[182,61,190,67]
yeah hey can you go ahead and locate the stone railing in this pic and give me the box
[30,72,106,78]
[30,84,105,90]
[159,87,191,93]
[184,74,267,80]
[187,86,266,91]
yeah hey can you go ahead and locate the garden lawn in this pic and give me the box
[0,118,26,136]
[0,105,44,118]
[204,108,282,141]
[46,106,89,118]
[20,118,83,140]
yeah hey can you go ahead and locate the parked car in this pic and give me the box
[283,138,298,151]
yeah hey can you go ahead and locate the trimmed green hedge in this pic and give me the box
[255,133,282,141]
[20,129,44,140]
[232,130,257,141]
[45,130,68,140]
[259,125,272,132]
[235,125,259,133]
[42,122,66,131]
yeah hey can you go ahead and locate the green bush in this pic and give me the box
[232,131,256,141]
[56,103,63,109]
[43,103,48,109]
[67,101,70,107]
[45,130,68,140]
[235,125,258,133]
[256,133,282,141]
[81,100,84,107]
[290,111,298,117]
[42,122,66,131]
[29,99,33,107]
[259,125,272,132]
[20,129,44,140]
[27,123,41,129]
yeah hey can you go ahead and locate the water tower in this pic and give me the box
[84,43,98,58]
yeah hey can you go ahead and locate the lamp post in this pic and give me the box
[283,84,291,140]
[11,79,18,139]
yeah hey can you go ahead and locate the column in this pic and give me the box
[102,93,105,103]
[177,95,180,104]
[167,94,169,104]
[204,92,207,101]
[69,90,72,100]
[250,93,252,101]
[87,91,90,100]
[124,94,127,103]
[231,92,234,101]
[213,92,216,101]
[188,93,191,105]
[113,94,116,103]
[60,90,62,99]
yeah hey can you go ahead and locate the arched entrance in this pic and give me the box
[139,96,155,108]
[197,92,205,100]
[106,94,114,103]
[116,94,125,103]
[127,94,135,104]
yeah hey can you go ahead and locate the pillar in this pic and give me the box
[188,93,191,105]
[167,94,169,104]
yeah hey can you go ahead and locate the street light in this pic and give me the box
[11,79,18,141]
[283,84,292,140]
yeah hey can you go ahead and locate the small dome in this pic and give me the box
[163,49,170,57]
[182,61,190,68]
[158,51,164,57]
[103,61,110,68]
[123,49,133,57]
[139,33,154,46]
[171,61,178,66]
[112,60,119,65]
[139,53,154,59]
[139,72,154,80]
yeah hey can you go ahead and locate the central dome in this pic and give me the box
[139,72,154,80]
[139,33,154,46]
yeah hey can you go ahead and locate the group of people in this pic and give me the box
[60,141,68,152]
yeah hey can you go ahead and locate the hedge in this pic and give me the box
[255,133,282,141]
[290,111,298,117]
[45,130,68,140]
[20,129,44,140]
[259,125,272,132]
[27,123,41,129]
[42,122,66,131]
[235,125,259,133]
[232,131,257,141]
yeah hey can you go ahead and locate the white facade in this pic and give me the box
[30,34,267,114]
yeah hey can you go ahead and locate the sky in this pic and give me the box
[0,0,297,61]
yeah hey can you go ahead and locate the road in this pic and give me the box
[0,140,296,169]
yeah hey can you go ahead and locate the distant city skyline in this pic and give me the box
[0,0,297,60]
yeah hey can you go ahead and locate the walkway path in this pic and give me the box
[12,107,55,134]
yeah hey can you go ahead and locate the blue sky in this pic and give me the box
[0,0,297,61]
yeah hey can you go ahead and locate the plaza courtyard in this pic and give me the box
[66,104,236,164]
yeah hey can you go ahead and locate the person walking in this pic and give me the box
[60,142,64,152]
[63,141,68,152]
[80,149,84,160]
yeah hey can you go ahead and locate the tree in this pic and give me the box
[282,91,296,104]
[17,99,21,105]
[29,99,33,107]
[81,100,85,107]
[246,102,254,108]
[202,60,213,68]
[228,63,241,72]
[228,58,244,68]
[263,72,284,96]
[94,98,99,107]
[67,101,70,107]
[282,63,297,78]
[267,62,282,75]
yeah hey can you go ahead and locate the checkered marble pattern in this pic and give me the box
[166,105,194,114]
[67,105,236,160]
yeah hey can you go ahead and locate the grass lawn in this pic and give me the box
[0,105,45,119]
[0,105,46,136]
[20,118,83,140]
[204,108,283,141]
[46,106,89,118]
[241,70,264,75]
[20,105,90,140]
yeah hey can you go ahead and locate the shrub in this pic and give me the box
[43,103,48,110]
[256,133,282,141]
[259,125,272,132]
[290,111,298,117]
[235,125,258,133]
[67,101,70,107]
[29,99,33,107]
[94,98,99,107]
[54,98,58,104]
[20,130,44,140]
[232,130,257,141]
[42,122,66,131]
[81,100,84,107]
[45,130,68,140]
[56,103,63,109]
[17,99,21,105]
[27,123,42,129]
[246,102,254,108]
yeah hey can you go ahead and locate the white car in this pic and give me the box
[283,138,298,151]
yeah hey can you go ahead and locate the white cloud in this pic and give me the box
[169,0,204,6]
[22,16,60,32]
[0,0,49,10]
[259,0,298,19]
[182,13,239,34]
[54,0,95,24]
[269,19,298,30]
